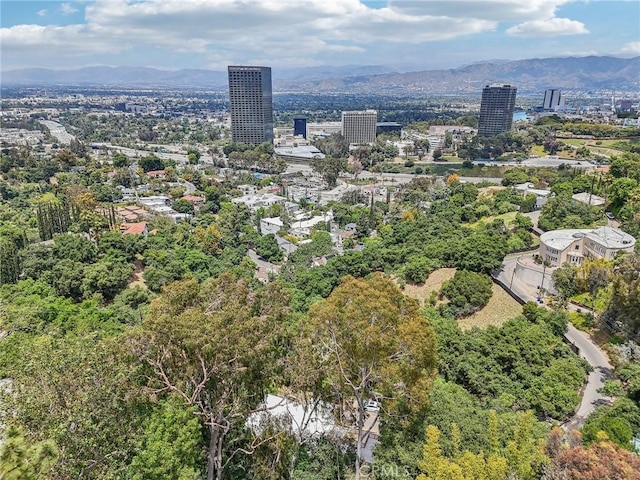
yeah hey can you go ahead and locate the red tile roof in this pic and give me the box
[120,222,148,235]
[182,195,205,203]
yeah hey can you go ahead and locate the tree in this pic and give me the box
[551,263,579,301]
[549,438,640,479]
[305,274,438,479]
[538,197,599,231]
[416,424,508,480]
[53,233,97,263]
[513,213,533,231]
[139,155,164,173]
[609,177,638,208]
[0,426,58,480]
[311,156,348,188]
[127,398,204,480]
[441,270,493,317]
[173,198,195,214]
[256,233,284,263]
[314,133,349,158]
[3,335,148,479]
[81,258,134,300]
[601,254,640,340]
[112,152,129,168]
[432,149,443,161]
[502,169,528,186]
[403,257,439,284]
[0,236,20,285]
[130,275,290,480]
[581,397,640,449]
[453,234,507,273]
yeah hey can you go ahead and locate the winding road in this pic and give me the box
[496,254,612,429]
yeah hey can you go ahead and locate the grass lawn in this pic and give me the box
[457,283,522,331]
[468,211,518,229]
[530,145,546,156]
[560,138,628,157]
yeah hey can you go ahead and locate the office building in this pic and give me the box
[228,66,273,144]
[376,122,402,135]
[478,84,517,137]
[342,110,377,144]
[543,89,562,111]
[293,116,307,139]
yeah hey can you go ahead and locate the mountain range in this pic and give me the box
[2,56,638,94]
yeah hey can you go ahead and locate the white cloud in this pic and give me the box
[0,23,126,56]
[389,0,573,22]
[1,0,593,68]
[620,41,640,56]
[506,17,589,36]
[37,9,48,17]
[59,3,78,15]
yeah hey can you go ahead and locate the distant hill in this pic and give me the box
[2,56,638,94]
[279,56,640,94]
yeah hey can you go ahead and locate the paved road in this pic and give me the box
[285,163,502,185]
[93,143,190,164]
[563,324,613,431]
[39,120,76,145]
[247,250,280,274]
[496,256,612,429]
[180,179,196,195]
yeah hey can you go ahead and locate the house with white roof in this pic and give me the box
[540,226,636,266]
[514,183,553,210]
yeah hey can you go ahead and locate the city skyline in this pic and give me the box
[1,0,639,72]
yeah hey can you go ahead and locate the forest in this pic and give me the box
[1,126,640,479]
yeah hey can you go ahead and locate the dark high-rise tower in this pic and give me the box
[228,66,273,144]
[478,84,517,137]
[293,116,307,138]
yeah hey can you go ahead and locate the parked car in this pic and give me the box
[605,211,615,220]
[364,400,381,412]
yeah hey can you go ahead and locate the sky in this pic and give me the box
[1,0,639,72]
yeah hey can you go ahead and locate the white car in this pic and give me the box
[364,400,381,412]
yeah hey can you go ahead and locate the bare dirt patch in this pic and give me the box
[457,283,522,331]
[402,268,457,305]
[127,259,147,289]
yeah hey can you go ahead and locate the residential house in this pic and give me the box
[120,221,148,236]
[514,183,552,210]
[260,217,284,236]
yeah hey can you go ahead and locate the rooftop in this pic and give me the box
[541,226,636,251]
[587,226,636,250]
[182,195,205,203]
[572,192,606,206]
[541,229,591,251]
[120,222,147,235]
[274,145,325,160]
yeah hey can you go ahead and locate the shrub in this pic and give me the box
[441,270,493,317]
